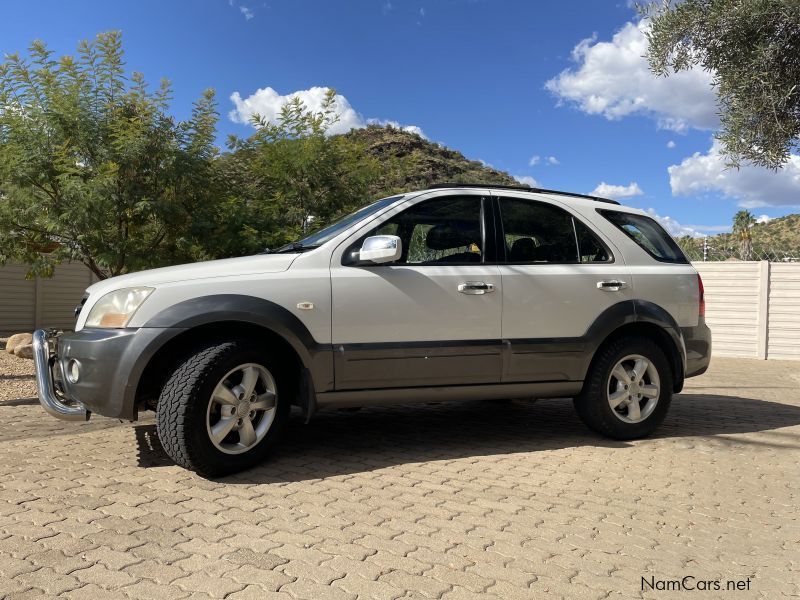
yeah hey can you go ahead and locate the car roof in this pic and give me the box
[420,183,622,207]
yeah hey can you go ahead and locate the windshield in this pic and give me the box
[275,195,404,252]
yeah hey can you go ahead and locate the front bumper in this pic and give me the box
[33,330,90,421]
[33,326,183,421]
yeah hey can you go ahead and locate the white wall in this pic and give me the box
[767,264,800,360]
[693,262,761,358]
[694,261,800,361]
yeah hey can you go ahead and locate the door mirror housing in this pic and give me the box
[359,235,402,264]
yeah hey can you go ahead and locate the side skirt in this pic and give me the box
[315,381,582,410]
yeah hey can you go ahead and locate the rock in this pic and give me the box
[13,344,34,360]
[6,333,33,354]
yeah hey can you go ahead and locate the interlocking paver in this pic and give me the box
[1,355,798,599]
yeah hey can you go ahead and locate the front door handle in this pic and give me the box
[597,280,628,292]
[458,281,495,295]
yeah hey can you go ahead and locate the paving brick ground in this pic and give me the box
[0,352,798,599]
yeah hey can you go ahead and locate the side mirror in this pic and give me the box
[359,235,402,264]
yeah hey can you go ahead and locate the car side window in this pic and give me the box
[499,197,610,263]
[599,210,687,264]
[349,196,484,265]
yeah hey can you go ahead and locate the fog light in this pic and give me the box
[66,359,81,384]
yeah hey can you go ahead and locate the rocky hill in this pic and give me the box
[343,125,522,195]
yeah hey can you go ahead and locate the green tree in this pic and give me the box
[0,32,220,279]
[645,0,800,169]
[732,209,756,260]
[228,89,377,249]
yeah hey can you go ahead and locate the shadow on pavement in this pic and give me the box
[133,393,800,480]
[0,397,39,406]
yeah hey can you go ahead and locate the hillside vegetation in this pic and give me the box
[678,214,800,261]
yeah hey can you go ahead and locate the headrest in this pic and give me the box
[510,237,536,261]
[425,222,479,250]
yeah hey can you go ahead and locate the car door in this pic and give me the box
[494,193,633,383]
[329,191,503,390]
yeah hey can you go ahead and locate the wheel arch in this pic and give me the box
[582,301,686,394]
[134,294,334,412]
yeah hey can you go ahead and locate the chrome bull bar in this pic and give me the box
[32,329,90,421]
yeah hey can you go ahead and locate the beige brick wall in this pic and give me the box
[0,262,95,335]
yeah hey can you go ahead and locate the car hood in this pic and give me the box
[86,254,298,297]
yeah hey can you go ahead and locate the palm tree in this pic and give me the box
[732,210,756,261]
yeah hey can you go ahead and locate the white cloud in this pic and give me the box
[239,5,254,19]
[756,214,772,224]
[668,141,800,207]
[546,156,560,165]
[667,140,676,149]
[420,7,425,16]
[529,155,540,166]
[229,86,424,137]
[382,1,393,14]
[513,175,539,187]
[590,181,643,200]
[545,20,717,132]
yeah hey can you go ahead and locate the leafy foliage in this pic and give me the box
[644,0,800,169]
[224,89,378,252]
[0,32,220,278]
[0,33,536,277]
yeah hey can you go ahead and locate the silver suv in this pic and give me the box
[34,184,711,475]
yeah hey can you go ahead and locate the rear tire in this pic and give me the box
[574,336,672,440]
[156,340,291,476]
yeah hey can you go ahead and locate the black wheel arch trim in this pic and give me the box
[581,299,686,392]
[141,294,334,393]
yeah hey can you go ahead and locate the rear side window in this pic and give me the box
[599,210,688,264]
[499,197,611,263]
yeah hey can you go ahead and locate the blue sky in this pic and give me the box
[3,0,799,235]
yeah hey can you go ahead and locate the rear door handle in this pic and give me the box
[458,281,495,295]
[597,280,628,291]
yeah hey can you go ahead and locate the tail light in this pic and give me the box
[697,273,705,318]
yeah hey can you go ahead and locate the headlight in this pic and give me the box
[85,287,154,328]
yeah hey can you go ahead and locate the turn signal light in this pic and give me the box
[99,312,129,328]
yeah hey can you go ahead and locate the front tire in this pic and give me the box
[156,341,291,476]
[574,336,673,440]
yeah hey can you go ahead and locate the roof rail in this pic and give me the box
[427,182,620,205]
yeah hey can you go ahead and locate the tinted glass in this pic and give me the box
[355,196,484,265]
[289,195,403,249]
[600,210,688,264]
[499,197,610,263]
[574,219,611,263]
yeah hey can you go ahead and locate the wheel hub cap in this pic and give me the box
[205,363,278,455]
[606,353,660,424]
